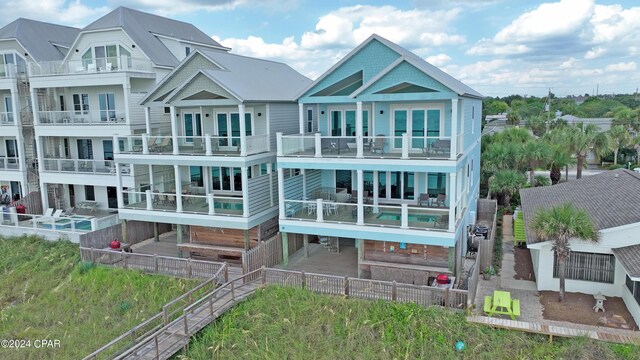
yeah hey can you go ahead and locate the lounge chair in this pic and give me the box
[434,193,446,207]
[52,209,63,218]
[370,135,385,154]
[418,193,430,207]
[150,137,171,152]
[43,208,54,217]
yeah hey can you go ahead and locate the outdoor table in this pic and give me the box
[484,290,520,320]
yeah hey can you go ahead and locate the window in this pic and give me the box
[282,169,301,179]
[428,173,447,197]
[73,94,89,114]
[84,185,95,201]
[183,113,202,142]
[211,167,243,192]
[59,95,65,111]
[81,45,130,70]
[99,93,116,121]
[553,251,615,283]
[307,108,313,133]
[3,96,13,123]
[164,107,171,114]
[185,46,191,56]
[77,139,93,159]
[103,140,114,162]
[627,275,640,306]
[190,166,203,187]
[472,105,475,119]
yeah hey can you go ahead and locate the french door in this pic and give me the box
[392,106,442,150]
[215,111,252,147]
[329,109,369,136]
[376,171,415,200]
[183,113,202,142]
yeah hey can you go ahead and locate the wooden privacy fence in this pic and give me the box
[241,234,283,275]
[477,199,498,271]
[83,264,229,360]
[466,259,480,306]
[15,190,42,215]
[80,247,226,279]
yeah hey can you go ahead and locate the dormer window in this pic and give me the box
[80,45,132,72]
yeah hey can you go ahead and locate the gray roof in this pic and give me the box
[559,115,613,131]
[167,49,312,102]
[612,244,640,278]
[0,18,79,62]
[82,7,226,68]
[302,34,483,100]
[520,169,640,244]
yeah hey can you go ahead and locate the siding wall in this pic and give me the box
[248,172,276,214]
[268,102,298,150]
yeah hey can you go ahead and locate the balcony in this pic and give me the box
[283,199,449,231]
[118,134,270,157]
[0,112,15,125]
[28,56,154,77]
[0,157,19,170]
[38,111,126,126]
[0,64,19,79]
[122,187,244,217]
[42,158,130,175]
[279,134,458,160]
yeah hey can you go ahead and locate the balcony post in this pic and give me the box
[116,163,124,209]
[401,204,408,229]
[241,166,249,217]
[277,168,285,219]
[301,169,307,200]
[372,170,379,213]
[448,172,456,232]
[113,135,120,154]
[208,193,215,215]
[357,170,364,225]
[356,101,363,158]
[276,132,283,156]
[314,133,321,157]
[170,106,179,155]
[238,103,247,156]
[316,198,324,222]
[123,82,131,126]
[146,190,152,210]
[142,134,149,155]
[450,98,458,160]
[144,106,151,134]
[57,159,62,172]
[266,103,272,151]
[30,87,39,125]
[174,165,182,212]
[205,134,212,156]
[298,103,305,134]
[401,133,409,159]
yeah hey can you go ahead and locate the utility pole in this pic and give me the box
[545,88,551,132]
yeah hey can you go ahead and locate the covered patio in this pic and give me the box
[277,237,358,278]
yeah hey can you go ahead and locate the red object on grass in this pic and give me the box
[436,273,449,284]
[110,240,121,249]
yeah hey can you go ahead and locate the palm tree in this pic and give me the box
[488,169,526,207]
[520,140,550,184]
[543,129,575,184]
[607,125,631,165]
[531,203,599,302]
[564,122,611,179]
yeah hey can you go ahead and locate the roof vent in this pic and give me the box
[614,174,619,179]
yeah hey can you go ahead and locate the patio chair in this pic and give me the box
[52,209,64,218]
[434,193,446,207]
[43,208,54,217]
[285,203,296,217]
[418,193,430,207]
[370,135,385,154]
[150,137,171,152]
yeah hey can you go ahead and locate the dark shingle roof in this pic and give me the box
[82,7,225,67]
[612,244,640,278]
[0,18,79,61]
[519,169,640,244]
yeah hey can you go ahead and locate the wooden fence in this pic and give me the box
[83,264,229,360]
[466,259,480,306]
[79,247,226,279]
[477,199,498,271]
[241,234,283,275]
[15,190,42,215]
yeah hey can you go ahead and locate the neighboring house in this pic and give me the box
[520,169,640,325]
[482,113,507,136]
[277,34,483,284]
[0,18,79,198]
[559,114,615,164]
[114,49,311,261]
[28,7,228,212]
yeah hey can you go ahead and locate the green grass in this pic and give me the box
[177,286,640,360]
[0,236,199,360]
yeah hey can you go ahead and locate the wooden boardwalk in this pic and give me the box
[468,316,640,345]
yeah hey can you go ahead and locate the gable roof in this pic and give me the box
[612,244,640,278]
[520,169,640,244]
[82,7,228,68]
[0,18,79,62]
[165,49,312,102]
[559,115,613,131]
[298,34,483,100]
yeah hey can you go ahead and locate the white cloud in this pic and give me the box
[215,5,466,79]
[605,61,636,72]
[0,0,109,27]
[426,54,452,67]
[114,0,299,16]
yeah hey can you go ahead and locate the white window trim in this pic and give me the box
[390,103,445,151]
[213,108,255,137]
[326,105,371,136]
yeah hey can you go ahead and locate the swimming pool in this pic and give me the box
[214,202,243,211]
[39,216,93,231]
[376,212,438,223]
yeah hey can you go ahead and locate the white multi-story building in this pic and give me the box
[0,18,79,199]
[28,7,229,212]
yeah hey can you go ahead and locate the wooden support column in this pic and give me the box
[357,239,364,278]
[177,224,183,258]
[303,234,309,258]
[121,220,128,243]
[243,230,250,250]
[282,232,289,267]
[153,222,159,242]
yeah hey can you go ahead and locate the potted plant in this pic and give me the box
[483,266,496,280]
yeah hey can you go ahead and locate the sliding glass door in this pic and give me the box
[329,109,369,136]
[392,106,442,151]
[216,111,252,148]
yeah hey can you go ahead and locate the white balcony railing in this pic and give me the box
[42,158,131,175]
[28,56,154,76]
[0,64,20,79]
[0,112,15,125]
[283,199,450,231]
[457,133,464,156]
[0,157,19,170]
[117,134,270,156]
[279,133,454,160]
[0,210,119,233]
[38,111,126,125]
[122,189,244,216]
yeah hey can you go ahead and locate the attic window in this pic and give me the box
[164,107,170,114]
[311,70,363,97]
[183,90,228,100]
[374,82,437,94]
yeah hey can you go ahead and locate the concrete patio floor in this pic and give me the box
[278,241,359,278]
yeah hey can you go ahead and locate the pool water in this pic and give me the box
[377,212,438,223]
[39,217,92,231]
[214,202,243,211]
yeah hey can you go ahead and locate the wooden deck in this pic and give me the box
[468,316,640,345]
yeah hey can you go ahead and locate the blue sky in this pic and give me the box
[1,0,639,97]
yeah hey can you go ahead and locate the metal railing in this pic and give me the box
[0,112,15,125]
[0,210,113,233]
[279,133,453,159]
[117,133,270,156]
[38,110,126,125]
[42,158,130,175]
[28,56,154,76]
[122,189,244,216]
[283,198,450,231]
[0,157,20,170]
[0,63,20,78]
